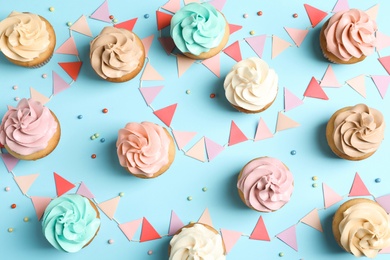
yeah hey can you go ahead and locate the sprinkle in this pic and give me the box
[375,178,381,183]
[147,250,153,255]
[49,7,55,12]
[202,187,207,192]
[187,196,192,201]
[108,239,114,244]
[243,13,249,18]
[109,15,114,20]
[293,13,298,18]
[91,135,96,140]
[312,183,318,188]
[210,93,216,98]
[67,22,73,27]
[119,192,125,197]
[290,150,296,155]
[113,18,118,23]
[94,133,100,138]
[144,14,150,19]
[5,187,10,191]
[14,97,20,101]
[250,30,255,35]
[8,228,14,233]
[42,74,47,79]
[186,90,191,94]
[312,176,318,181]
[77,115,83,119]
[257,11,263,16]
[189,221,195,224]
[91,154,97,159]
[102,108,108,113]
[12,85,18,90]
[11,204,16,209]
[23,217,29,222]
[100,138,106,143]
[279,252,284,257]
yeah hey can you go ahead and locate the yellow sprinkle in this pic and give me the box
[249,30,255,35]
[312,176,318,181]
[23,217,29,222]
[8,228,14,233]
[49,7,55,12]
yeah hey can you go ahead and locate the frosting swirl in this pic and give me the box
[339,202,390,258]
[237,157,294,212]
[332,104,385,158]
[169,224,225,260]
[41,194,101,253]
[224,57,278,112]
[0,98,58,156]
[0,11,50,61]
[90,27,143,79]
[116,122,171,177]
[323,9,377,61]
[170,2,226,55]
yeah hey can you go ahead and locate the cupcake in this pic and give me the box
[169,223,226,259]
[224,57,278,114]
[0,98,61,160]
[41,194,101,253]
[237,157,294,212]
[0,11,56,68]
[90,26,145,82]
[326,104,385,161]
[332,198,390,258]
[320,9,377,64]
[170,2,229,60]
[116,121,175,178]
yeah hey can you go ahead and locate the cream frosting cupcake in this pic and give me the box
[90,27,145,82]
[224,57,278,113]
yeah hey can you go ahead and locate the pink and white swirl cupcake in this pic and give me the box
[116,121,175,178]
[320,9,377,64]
[237,157,294,212]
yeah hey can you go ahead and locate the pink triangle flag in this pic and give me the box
[204,137,224,161]
[153,103,177,127]
[250,216,270,241]
[139,85,164,105]
[276,112,300,132]
[346,74,366,98]
[161,0,180,13]
[220,229,242,254]
[141,63,164,81]
[379,246,390,254]
[31,196,52,220]
[320,65,341,87]
[245,35,267,58]
[349,172,371,197]
[304,4,328,28]
[272,35,291,59]
[223,41,242,62]
[168,210,184,236]
[202,54,221,77]
[254,118,273,141]
[52,71,70,95]
[177,55,196,77]
[198,208,213,227]
[54,172,76,197]
[323,183,343,209]
[376,31,390,52]
[0,153,19,172]
[114,18,138,31]
[55,36,78,56]
[185,137,206,162]
[140,217,161,242]
[30,87,50,105]
[141,35,154,57]
[375,194,390,214]
[332,0,349,13]
[284,87,303,112]
[209,0,227,11]
[371,75,390,99]
[70,15,92,37]
[300,208,323,232]
[284,27,309,47]
[365,4,379,21]
[14,173,39,195]
[98,196,120,220]
[172,130,197,150]
[228,24,242,35]
[228,121,248,146]
[90,0,111,23]
[158,37,176,55]
[304,77,329,100]
[76,182,95,199]
[119,218,142,241]
[379,56,390,74]
[276,225,298,251]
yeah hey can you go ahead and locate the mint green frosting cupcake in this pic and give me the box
[170,2,227,56]
[41,194,101,253]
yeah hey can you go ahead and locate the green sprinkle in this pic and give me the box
[119,192,125,197]
[202,187,207,192]
[91,135,96,140]
[187,196,192,201]
[113,18,118,23]
[279,252,284,257]
[186,90,191,94]
[67,22,72,27]
[94,133,100,138]
[312,183,318,188]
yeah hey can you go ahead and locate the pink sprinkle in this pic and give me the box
[12,85,18,90]
[243,13,249,18]
[14,97,20,101]
[147,250,153,255]
[5,187,10,191]
[42,74,47,79]
[108,239,114,244]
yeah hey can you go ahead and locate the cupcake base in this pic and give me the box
[231,91,277,114]
[83,198,101,248]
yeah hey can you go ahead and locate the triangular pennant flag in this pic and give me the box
[198,208,213,227]
[379,246,390,254]
[139,85,164,105]
[158,37,176,55]
[332,0,349,13]
[54,172,75,197]
[0,153,19,172]
[223,41,242,62]
[58,61,83,81]
[140,217,161,242]
[346,74,366,98]
[371,75,390,99]
[30,87,50,105]
[379,56,390,74]
[320,65,341,87]
[185,137,206,162]
[220,229,242,254]
[365,4,379,21]
[172,130,197,150]
[276,225,298,251]
[55,36,78,56]
[272,35,291,59]
[300,209,323,232]
[177,55,196,77]
[322,183,343,209]
[228,121,248,146]
[52,71,71,95]
[304,4,328,28]
[141,35,154,57]
[14,173,39,195]
[304,77,329,100]
[70,15,92,37]
[90,0,111,23]
[254,118,273,141]
[141,63,164,81]
[161,0,180,13]
[153,103,177,127]
[228,24,242,35]
[376,31,390,52]
[349,173,371,197]
[31,196,52,220]
[284,87,303,112]
[284,27,309,47]
[114,18,138,31]
[201,54,220,77]
[76,182,95,199]
[375,194,390,214]
[249,216,270,241]
[204,137,224,161]
[119,218,142,241]
[209,0,226,11]
[245,35,267,58]
[98,196,120,220]
[156,11,173,30]
[168,210,184,236]
[276,112,300,132]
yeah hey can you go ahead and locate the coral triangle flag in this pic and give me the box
[204,137,224,161]
[139,85,164,105]
[228,121,248,146]
[276,112,300,132]
[177,55,195,77]
[323,183,343,209]
[202,54,221,77]
[284,87,303,112]
[185,137,206,162]
[161,0,181,13]
[156,11,173,30]
[140,217,161,242]
[349,173,371,197]
[14,173,39,195]
[284,27,309,47]
[198,208,213,227]
[320,65,341,87]
[365,4,379,21]
[54,172,75,197]
[55,36,78,56]
[98,196,120,220]
[153,103,177,127]
[158,37,176,55]
[168,210,184,236]
[221,229,242,254]
[223,41,242,62]
[301,208,323,232]
[31,196,52,220]
[52,71,70,95]
[304,4,328,28]
[304,77,329,100]
[119,218,142,241]
[90,0,111,23]
[209,0,226,11]
[141,35,154,57]
[371,75,390,99]
[379,56,390,74]
[59,61,83,81]
[375,194,390,214]
[376,31,390,52]
[76,182,95,199]
[272,35,291,59]
[30,87,50,105]
[332,0,349,13]
[250,216,270,241]
[346,74,366,98]
[70,15,92,37]
[114,18,138,31]
[172,130,197,150]
[0,153,19,172]
[245,35,267,58]
[254,118,273,141]
[141,63,164,81]
[276,225,298,251]
[228,24,242,35]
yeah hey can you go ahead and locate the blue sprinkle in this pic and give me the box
[375,178,381,183]
[77,115,83,119]
[144,14,149,19]
[100,138,106,143]
[290,150,296,155]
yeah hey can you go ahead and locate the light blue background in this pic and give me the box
[1,0,389,259]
